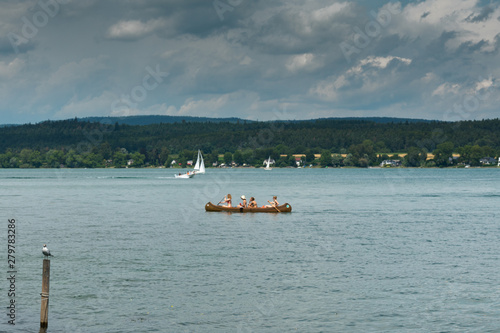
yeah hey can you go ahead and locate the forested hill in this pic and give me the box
[1,117,498,153]
[77,115,429,126]
[80,115,248,125]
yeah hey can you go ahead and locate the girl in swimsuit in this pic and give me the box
[223,194,232,207]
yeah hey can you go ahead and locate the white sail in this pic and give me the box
[194,150,206,174]
[264,156,272,170]
[199,152,205,174]
[194,150,201,170]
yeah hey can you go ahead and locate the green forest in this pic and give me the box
[0,117,499,168]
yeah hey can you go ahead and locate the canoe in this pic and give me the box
[205,202,292,213]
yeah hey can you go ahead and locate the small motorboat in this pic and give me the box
[174,171,195,178]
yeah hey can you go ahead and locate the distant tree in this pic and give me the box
[469,145,484,166]
[274,144,291,155]
[296,145,307,154]
[287,154,298,167]
[81,153,104,168]
[432,142,454,167]
[343,153,355,167]
[8,156,19,168]
[159,147,169,166]
[375,141,389,153]
[113,150,128,168]
[319,150,332,167]
[65,149,79,168]
[305,149,315,163]
[224,152,233,165]
[331,154,343,167]
[207,150,219,166]
[242,150,255,165]
[404,147,427,167]
[233,150,244,165]
[358,156,369,168]
[349,140,376,166]
[96,142,112,160]
[44,149,64,168]
[130,152,145,167]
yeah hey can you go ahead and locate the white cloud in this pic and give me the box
[106,18,167,41]
[421,72,438,83]
[310,55,412,101]
[109,102,178,117]
[240,56,252,65]
[165,91,287,120]
[36,56,107,96]
[475,78,493,91]
[177,94,233,117]
[432,83,461,96]
[309,81,339,102]
[398,0,500,51]
[0,58,24,78]
[54,91,118,119]
[286,53,317,72]
[311,2,350,22]
[358,56,412,69]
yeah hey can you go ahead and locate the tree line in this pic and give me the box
[0,118,499,168]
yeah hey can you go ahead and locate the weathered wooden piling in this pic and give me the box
[40,259,50,329]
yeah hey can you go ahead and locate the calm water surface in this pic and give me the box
[1,168,499,332]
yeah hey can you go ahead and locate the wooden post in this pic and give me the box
[40,259,50,329]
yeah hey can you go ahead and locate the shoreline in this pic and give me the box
[1,165,498,170]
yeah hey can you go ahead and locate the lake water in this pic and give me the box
[1,167,500,332]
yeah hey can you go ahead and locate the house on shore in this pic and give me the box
[380,160,401,167]
[480,157,497,165]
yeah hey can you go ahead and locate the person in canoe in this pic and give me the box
[222,194,232,207]
[237,195,247,208]
[266,196,279,208]
[248,197,258,208]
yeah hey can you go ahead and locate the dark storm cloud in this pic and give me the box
[421,11,430,19]
[465,5,494,23]
[0,0,499,124]
[103,0,265,40]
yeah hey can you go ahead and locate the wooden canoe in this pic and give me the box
[205,202,292,213]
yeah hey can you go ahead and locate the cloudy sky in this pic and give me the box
[0,0,499,124]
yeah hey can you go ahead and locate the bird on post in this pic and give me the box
[42,244,53,258]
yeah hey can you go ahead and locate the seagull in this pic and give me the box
[42,244,53,258]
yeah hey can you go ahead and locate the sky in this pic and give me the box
[0,0,499,124]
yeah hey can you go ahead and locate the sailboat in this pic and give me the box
[194,150,205,174]
[264,156,272,170]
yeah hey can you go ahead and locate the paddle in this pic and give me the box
[268,200,280,212]
[217,197,225,206]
